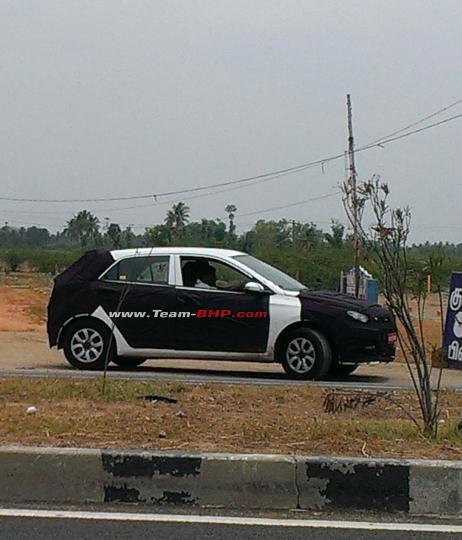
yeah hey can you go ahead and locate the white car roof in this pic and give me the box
[110,247,245,260]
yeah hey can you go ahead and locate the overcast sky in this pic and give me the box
[1,0,461,243]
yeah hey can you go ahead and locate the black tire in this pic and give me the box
[330,363,359,377]
[279,327,332,380]
[112,357,147,369]
[62,319,115,370]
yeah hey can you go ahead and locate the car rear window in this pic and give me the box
[102,256,169,285]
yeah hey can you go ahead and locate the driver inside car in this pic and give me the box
[194,261,217,289]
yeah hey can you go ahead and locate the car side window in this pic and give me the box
[180,256,250,292]
[102,256,169,285]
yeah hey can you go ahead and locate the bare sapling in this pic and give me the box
[342,176,444,437]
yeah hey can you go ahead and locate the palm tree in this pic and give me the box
[106,223,122,248]
[225,204,237,243]
[65,210,100,247]
[165,202,190,242]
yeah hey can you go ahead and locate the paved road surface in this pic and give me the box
[3,365,460,391]
[1,331,461,390]
[1,509,461,540]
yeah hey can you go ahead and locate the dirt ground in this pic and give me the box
[0,277,48,332]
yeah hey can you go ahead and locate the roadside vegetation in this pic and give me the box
[1,202,462,290]
[343,177,451,437]
[0,378,461,459]
[1,197,461,454]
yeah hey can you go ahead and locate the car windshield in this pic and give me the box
[232,254,306,292]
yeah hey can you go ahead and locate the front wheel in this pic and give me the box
[279,327,332,380]
[62,319,115,370]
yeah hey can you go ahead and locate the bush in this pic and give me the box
[0,249,82,275]
[253,247,352,290]
[0,250,26,272]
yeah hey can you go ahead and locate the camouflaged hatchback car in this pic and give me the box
[47,247,396,379]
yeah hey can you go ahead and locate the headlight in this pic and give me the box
[347,310,369,323]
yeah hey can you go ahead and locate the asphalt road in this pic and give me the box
[2,331,462,390]
[1,364,461,391]
[1,510,462,540]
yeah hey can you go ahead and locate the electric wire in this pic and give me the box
[1,106,461,205]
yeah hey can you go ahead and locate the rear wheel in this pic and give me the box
[62,319,115,370]
[279,327,332,380]
[112,357,147,369]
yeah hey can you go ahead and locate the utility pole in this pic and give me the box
[291,220,296,251]
[346,94,361,298]
[291,220,300,281]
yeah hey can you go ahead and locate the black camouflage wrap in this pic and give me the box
[48,251,395,362]
[47,250,270,353]
[174,288,270,353]
[299,289,396,363]
[47,249,115,346]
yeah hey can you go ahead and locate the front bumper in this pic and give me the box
[338,329,397,364]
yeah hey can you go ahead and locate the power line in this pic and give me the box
[80,106,462,213]
[1,103,461,205]
[368,97,462,145]
[234,109,462,225]
[1,218,67,228]
[0,158,339,204]
[238,192,340,217]
[1,167,316,216]
[0,191,339,228]
[356,112,462,153]
[84,166,321,213]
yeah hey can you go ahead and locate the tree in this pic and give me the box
[247,220,292,251]
[225,204,237,239]
[65,210,100,248]
[121,226,137,248]
[325,220,345,248]
[165,202,190,242]
[342,176,444,437]
[144,224,171,246]
[183,219,227,246]
[106,223,122,249]
[296,222,324,249]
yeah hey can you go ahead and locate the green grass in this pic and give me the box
[0,378,187,403]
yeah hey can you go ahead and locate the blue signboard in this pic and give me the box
[444,272,462,369]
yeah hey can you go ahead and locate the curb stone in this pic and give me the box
[297,456,410,513]
[0,446,460,516]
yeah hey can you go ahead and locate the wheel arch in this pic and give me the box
[274,320,337,363]
[57,314,112,349]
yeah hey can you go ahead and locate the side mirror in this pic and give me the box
[244,281,265,293]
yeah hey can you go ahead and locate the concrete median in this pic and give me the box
[0,446,460,516]
[101,451,297,509]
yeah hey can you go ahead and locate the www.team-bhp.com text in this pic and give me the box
[109,310,268,319]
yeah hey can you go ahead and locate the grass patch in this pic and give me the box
[0,272,53,289]
[0,378,187,402]
[0,378,461,459]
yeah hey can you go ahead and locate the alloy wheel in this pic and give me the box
[70,328,104,363]
[286,337,316,374]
